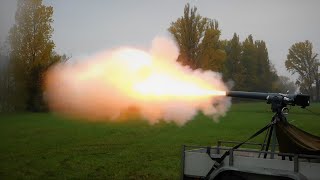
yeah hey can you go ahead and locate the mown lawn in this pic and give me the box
[0,102,319,179]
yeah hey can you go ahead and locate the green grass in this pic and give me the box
[0,102,319,179]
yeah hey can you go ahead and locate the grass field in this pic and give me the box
[0,102,319,179]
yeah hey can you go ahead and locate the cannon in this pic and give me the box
[182,91,320,180]
[226,91,310,107]
[226,91,310,108]
[226,91,310,114]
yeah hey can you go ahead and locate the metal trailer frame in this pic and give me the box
[181,141,320,180]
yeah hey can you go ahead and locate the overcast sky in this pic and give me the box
[1,0,319,78]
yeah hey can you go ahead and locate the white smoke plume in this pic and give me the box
[45,37,230,125]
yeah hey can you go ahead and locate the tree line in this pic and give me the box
[169,4,319,100]
[0,2,319,113]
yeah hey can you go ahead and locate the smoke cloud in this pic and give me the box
[45,37,230,125]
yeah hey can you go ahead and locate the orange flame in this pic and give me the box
[45,37,230,125]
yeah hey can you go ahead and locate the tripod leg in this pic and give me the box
[258,126,270,158]
[264,124,274,158]
[270,127,277,159]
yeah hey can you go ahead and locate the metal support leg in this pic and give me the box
[270,127,277,159]
[259,126,270,158]
[264,124,274,158]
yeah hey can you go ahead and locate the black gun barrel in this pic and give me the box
[226,91,274,100]
[226,91,310,108]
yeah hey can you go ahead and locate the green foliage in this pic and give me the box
[168,3,225,71]
[224,34,278,91]
[224,33,246,90]
[285,40,319,100]
[169,4,279,92]
[8,0,65,111]
[241,35,259,91]
[0,102,319,179]
[254,40,275,91]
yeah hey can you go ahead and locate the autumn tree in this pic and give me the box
[197,21,226,71]
[168,3,225,72]
[285,40,319,100]
[9,0,63,111]
[169,4,278,92]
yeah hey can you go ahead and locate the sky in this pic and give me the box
[0,0,319,78]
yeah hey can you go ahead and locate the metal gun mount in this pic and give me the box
[226,91,311,155]
[226,91,310,116]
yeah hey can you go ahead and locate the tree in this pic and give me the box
[254,40,274,91]
[168,3,225,71]
[241,35,258,91]
[197,21,226,72]
[226,34,277,92]
[8,0,62,111]
[224,33,246,90]
[285,40,319,101]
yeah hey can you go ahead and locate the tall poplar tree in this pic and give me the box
[255,40,273,91]
[238,35,276,92]
[168,3,225,71]
[241,35,258,91]
[9,0,61,111]
[224,33,245,90]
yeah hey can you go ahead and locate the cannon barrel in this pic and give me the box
[226,91,272,100]
[226,91,310,108]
